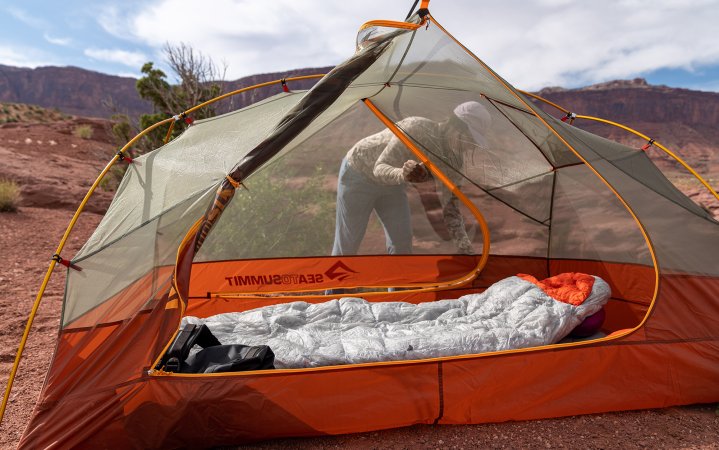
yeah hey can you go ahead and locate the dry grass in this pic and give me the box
[0,102,69,123]
[0,179,21,212]
[72,124,94,140]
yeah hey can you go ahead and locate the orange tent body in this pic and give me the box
[9,5,719,449]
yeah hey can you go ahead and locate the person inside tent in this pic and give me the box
[331,101,492,257]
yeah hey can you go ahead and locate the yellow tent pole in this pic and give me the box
[363,98,491,285]
[162,74,326,144]
[574,115,719,202]
[517,90,570,114]
[1,74,328,424]
[516,90,718,203]
[0,117,173,425]
[186,74,325,116]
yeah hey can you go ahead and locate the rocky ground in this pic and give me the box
[0,207,101,448]
[0,118,718,448]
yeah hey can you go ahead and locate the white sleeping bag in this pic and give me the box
[183,275,610,369]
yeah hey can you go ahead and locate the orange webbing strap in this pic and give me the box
[362,98,490,280]
[164,120,176,144]
[421,0,430,9]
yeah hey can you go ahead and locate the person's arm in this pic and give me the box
[441,189,474,254]
[374,117,440,184]
[373,135,409,184]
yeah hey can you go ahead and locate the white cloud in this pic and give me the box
[0,44,52,68]
[96,0,719,89]
[6,7,47,29]
[433,0,719,90]
[84,48,149,67]
[44,33,72,46]
[98,0,409,78]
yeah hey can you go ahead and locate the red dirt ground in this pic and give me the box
[0,206,718,449]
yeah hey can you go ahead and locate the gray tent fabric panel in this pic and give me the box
[557,120,713,220]
[491,102,581,168]
[63,188,215,326]
[77,92,306,260]
[547,117,719,276]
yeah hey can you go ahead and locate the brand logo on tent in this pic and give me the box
[324,261,358,282]
[224,272,325,287]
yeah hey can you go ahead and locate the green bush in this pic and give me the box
[198,164,336,260]
[0,179,21,212]
[73,124,94,139]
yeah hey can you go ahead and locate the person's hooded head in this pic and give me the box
[450,101,492,148]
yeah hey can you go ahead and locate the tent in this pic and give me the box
[3,1,718,447]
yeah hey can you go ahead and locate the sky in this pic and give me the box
[1,0,719,92]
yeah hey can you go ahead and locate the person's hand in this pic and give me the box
[403,160,429,183]
[457,239,474,255]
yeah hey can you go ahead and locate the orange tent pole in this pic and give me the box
[362,98,491,284]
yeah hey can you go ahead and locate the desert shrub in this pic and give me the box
[73,124,94,139]
[197,164,336,260]
[0,179,21,212]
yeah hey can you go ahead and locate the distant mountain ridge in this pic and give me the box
[0,64,333,119]
[0,64,717,176]
[535,77,719,130]
[0,64,150,118]
[2,64,718,128]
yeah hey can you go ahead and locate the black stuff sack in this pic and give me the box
[183,344,275,374]
[158,323,275,373]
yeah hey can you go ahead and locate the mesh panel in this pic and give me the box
[541,111,719,275]
[195,100,487,263]
[493,101,581,168]
[558,120,713,219]
[195,103,383,261]
[380,23,526,109]
[367,88,552,258]
[78,92,305,259]
[551,166,651,265]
